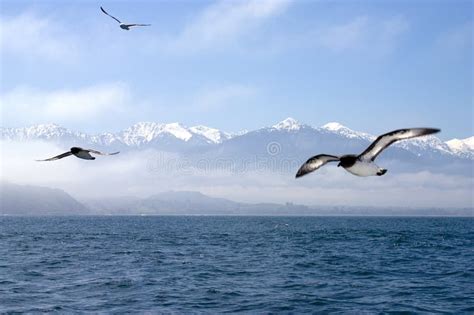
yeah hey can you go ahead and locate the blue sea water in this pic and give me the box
[0,216,473,313]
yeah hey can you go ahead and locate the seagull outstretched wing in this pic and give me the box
[125,23,151,28]
[87,149,120,156]
[296,154,340,178]
[100,6,122,23]
[359,128,441,161]
[36,151,73,162]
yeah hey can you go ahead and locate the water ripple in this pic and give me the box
[0,216,472,313]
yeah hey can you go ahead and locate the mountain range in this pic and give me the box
[2,117,472,155]
[1,118,473,175]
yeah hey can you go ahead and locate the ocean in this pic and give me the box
[0,216,472,313]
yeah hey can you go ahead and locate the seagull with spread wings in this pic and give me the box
[36,147,119,162]
[100,6,150,30]
[295,128,440,178]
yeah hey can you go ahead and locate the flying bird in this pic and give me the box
[295,128,440,178]
[100,6,151,30]
[36,147,119,161]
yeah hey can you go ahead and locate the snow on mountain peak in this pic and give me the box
[121,122,193,145]
[272,117,301,131]
[445,136,474,153]
[321,122,346,131]
[25,123,65,134]
[233,129,249,137]
[320,122,373,141]
[2,121,473,160]
[162,123,193,141]
[0,123,79,141]
[189,125,230,144]
[397,134,452,155]
[124,122,160,138]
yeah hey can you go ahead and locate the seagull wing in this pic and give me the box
[87,149,120,156]
[295,154,340,178]
[100,6,122,23]
[36,151,72,162]
[125,23,151,27]
[359,128,441,161]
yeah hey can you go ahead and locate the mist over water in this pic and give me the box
[1,216,472,313]
[1,140,473,208]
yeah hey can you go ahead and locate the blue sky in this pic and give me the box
[1,0,472,140]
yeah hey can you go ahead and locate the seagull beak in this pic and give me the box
[337,162,341,167]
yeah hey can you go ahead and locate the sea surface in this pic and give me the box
[0,216,473,313]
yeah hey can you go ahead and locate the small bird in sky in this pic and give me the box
[100,6,151,30]
[296,128,441,178]
[36,147,120,161]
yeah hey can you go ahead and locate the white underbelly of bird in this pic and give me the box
[344,161,384,177]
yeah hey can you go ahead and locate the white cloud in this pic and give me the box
[0,12,79,61]
[1,83,131,126]
[315,15,409,53]
[169,0,291,52]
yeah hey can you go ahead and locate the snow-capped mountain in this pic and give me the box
[189,125,232,144]
[1,122,231,147]
[120,122,192,146]
[396,134,454,157]
[272,117,302,131]
[317,121,470,158]
[319,122,374,141]
[445,137,474,158]
[1,118,472,161]
[0,123,84,141]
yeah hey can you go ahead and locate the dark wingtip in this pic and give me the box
[427,128,440,132]
[424,128,441,136]
[295,168,305,179]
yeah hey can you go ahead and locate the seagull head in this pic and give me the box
[70,147,82,154]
